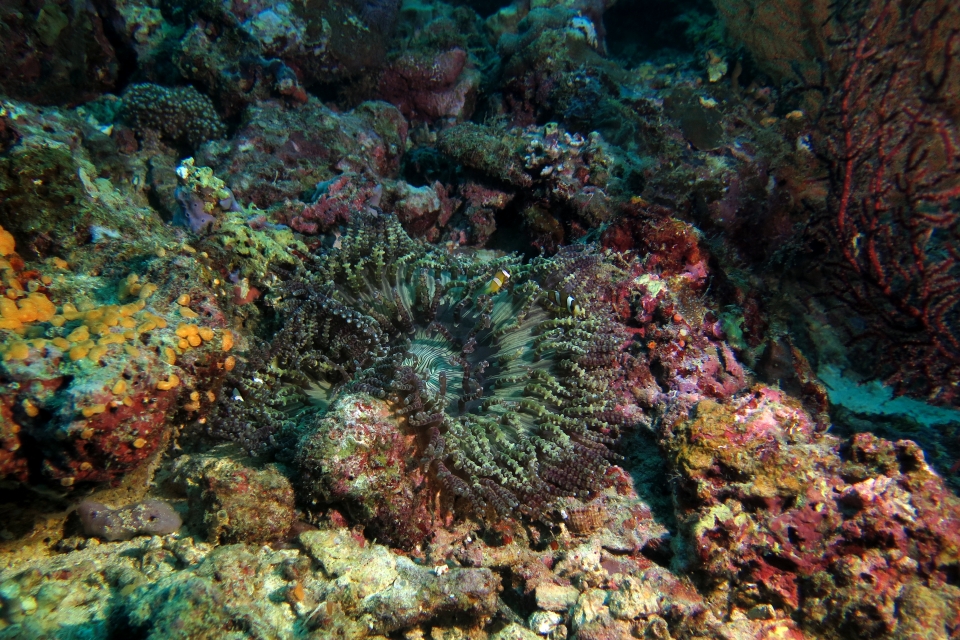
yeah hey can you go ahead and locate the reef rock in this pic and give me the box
[171,444,296,546]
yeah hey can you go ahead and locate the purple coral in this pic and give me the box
[173,187,218,233]
[78,499,182,541]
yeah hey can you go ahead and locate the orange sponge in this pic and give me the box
[0,225,13,256]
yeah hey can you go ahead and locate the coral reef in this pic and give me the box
[202,98,406,209]
[495,4,611,124]
[300,528,498,634]
[286,174,380,236]
[3,0,960,638]
[173,157,241,233]
[378,48,481,122]
[294,393,437,548]
[0,241,180,486]
[709,0,960,407]
[0,0,118,105]
[0,526,499,638]
[437,121,617,247]
[390,180,455,241]
[122,0,396,116]
[0,100,150,255]
[0,225,237,487]
[662,386,960,638]
[710,0,836,86]
[436,122,533,188]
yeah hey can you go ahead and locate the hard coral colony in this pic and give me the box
[0,0,959,638]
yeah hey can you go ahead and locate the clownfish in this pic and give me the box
[486,269,511,294]
[547,291,584,317]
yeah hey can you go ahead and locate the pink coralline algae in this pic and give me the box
[391,181,456,240]
[294,394,439,549]
[452,181,515,246]
[287,174,378,235]
[378,48,481,122]
[663,386,960,637]
[634,278,746,400]
[204,98,407,209]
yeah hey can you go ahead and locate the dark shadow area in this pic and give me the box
[451,0,514,19]
[91,0,140,92]
[604,0,715,66]
[488,204,542,260]
[618,424,678,534]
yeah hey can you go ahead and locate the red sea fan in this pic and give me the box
[818,0,960,405]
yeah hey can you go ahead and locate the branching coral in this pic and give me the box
[214,211,630,521]
[817,0,960,405]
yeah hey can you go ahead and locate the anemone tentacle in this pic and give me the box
[215,211,630,521]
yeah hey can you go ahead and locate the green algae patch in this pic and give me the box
[0,145,86,242]
[670,393,817,498]
[34,3,70,47]
[217,210,307,279]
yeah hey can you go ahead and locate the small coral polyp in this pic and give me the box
[218,212,628,521]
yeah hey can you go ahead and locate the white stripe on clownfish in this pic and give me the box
[486,269,511,294]
[547,290,584,317]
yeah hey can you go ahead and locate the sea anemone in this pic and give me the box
[214,211,629,521]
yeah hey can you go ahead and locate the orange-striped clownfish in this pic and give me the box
[486,269,511,294]
[547,290,584,316]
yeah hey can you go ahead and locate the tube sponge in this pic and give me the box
[78,499,182,541]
